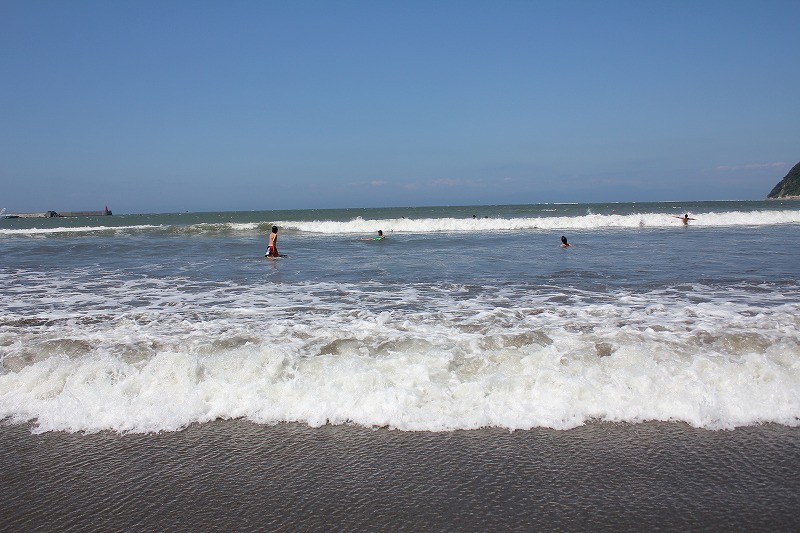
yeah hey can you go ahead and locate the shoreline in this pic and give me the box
[2,419,799,531]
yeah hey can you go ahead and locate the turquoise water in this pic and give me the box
[1,201,799,433]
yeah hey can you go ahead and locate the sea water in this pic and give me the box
[1,201,799,434]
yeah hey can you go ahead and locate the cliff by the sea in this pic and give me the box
[768,161,800,199]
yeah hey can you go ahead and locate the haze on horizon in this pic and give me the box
[1,1,798,214]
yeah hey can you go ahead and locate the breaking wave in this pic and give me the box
[2,209,799,238]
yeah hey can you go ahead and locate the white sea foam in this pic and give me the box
[3,202,798,434]
[1,208,798,238]
[276,209,800,234]
[1,277,798,434]
[0,224,162,236]
[0,222,267,237]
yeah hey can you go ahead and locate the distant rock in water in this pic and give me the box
[768,161,800,199]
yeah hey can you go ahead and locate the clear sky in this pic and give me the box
[2,0,798,213]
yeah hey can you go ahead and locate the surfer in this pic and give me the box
[265,226,280,257]
[561,236,572,247]
[674,214,695,225]
[362,230,385,241]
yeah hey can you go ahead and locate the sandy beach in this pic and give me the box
[2,420,798,531]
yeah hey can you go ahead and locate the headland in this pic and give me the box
[768,161,800,199]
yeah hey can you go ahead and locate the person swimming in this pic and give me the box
[361,230,385,241]
[674,213,695,225]
[561,236,571,247]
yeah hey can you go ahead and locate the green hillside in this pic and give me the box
[768,161,800,198]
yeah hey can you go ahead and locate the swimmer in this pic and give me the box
[361,230,385,241]
[561,235,572,247]
[265,225,279,257]
[674,213,695,225]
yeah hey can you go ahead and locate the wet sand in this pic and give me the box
[1,420,799,532]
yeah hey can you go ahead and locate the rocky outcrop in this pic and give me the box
[768,161,800,199]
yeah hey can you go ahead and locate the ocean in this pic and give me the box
[2,200,799,530]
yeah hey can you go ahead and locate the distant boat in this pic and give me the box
[0,208,19,219]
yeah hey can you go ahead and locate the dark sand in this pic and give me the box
[1,420,799,532]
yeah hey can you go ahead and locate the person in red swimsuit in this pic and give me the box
[265,226,279,257]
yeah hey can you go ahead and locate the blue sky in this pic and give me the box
[2,1,798,213]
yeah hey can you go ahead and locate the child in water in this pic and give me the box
[265,226,279,257]
[561,236,572,247]
[362,230,385,241]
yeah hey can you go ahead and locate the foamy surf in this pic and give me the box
[1,206,799,238]
[2,201,799,434]
[1,280,798,434]
[278,209,800,234]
